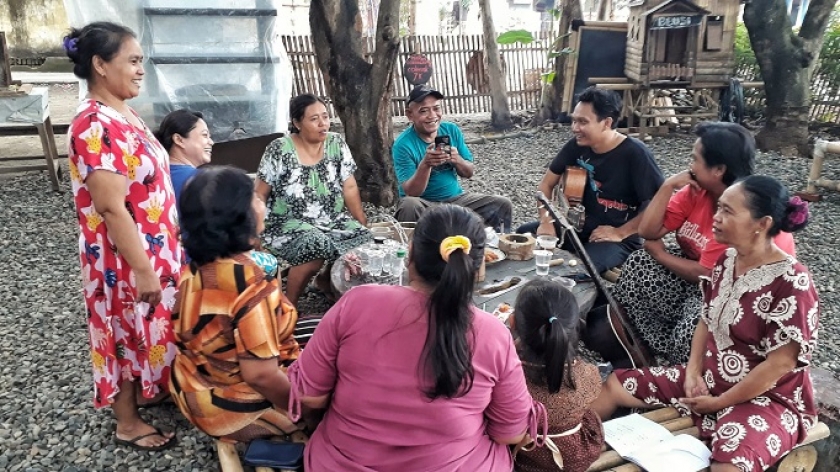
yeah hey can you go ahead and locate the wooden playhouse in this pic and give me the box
[562,0,747,137]
[624,0,740,86]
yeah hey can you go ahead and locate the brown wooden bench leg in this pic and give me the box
[35,116,61,192]
[216,440,244,472]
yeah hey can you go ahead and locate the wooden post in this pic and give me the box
[0,32,12,88]
[216,440,244,472]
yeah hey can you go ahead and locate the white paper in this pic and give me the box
[626,435,711,472]
[602,413,673,457]
[603,414,711,472]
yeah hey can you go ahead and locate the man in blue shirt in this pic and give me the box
[392,85,512,232]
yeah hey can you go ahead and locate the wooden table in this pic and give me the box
[0,86,62,191]
[473,248,598,315]
[331,248,598,315]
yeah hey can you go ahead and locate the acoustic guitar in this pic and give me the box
[560,166,588,208]
[536,191,654,369]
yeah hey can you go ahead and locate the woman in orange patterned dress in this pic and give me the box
[65,22,181,451]
[170,166,303,442]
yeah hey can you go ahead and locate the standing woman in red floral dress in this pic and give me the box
[64,22,181,451]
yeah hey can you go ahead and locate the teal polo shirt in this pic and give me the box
[392,121,474,201]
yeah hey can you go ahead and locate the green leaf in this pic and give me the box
[541,71,556,84]
[308,170,320,189]
[273,199,288,216]
[497,30,535,45]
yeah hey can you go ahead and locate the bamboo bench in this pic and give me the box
[587,407,830,472]
[216,431,307,472]
[798,139,840,202]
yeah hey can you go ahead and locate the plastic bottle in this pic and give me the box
[395,247,407,286]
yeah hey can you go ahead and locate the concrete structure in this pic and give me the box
[0,0,68,60]
[0,0,311,65]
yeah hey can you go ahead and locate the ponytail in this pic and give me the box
[426,248,475,399]
[514,279,581,394]
[544,318,577,393]
[412,205,486,400]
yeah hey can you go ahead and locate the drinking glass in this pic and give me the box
[534,249,552,276]
[536,235,558,250]
[368,249,384,277]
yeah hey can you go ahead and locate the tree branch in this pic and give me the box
[370,0,401,102]
[798,0,835,51]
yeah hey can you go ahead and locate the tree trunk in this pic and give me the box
[309,0,401,206]
[533,0,582,126]
[743,0,834,156]
[596,0,612,21]
[478,0,513,129]
[408,0,417,36]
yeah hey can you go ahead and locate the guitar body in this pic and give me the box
[561,166,588,207]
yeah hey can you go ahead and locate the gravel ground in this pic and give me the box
[1,121,839,471]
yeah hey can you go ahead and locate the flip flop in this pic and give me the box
[114,427,177,452]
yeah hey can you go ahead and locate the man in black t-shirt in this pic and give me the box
[518,87,664,273]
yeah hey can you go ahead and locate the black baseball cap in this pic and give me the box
[407,85,444,105]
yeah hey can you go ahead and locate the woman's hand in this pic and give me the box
[665,170,700,193]
[135,269,162,306]
[683,368,709,399]
[680,395,722,415]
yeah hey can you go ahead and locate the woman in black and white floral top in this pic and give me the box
[255,94,370,306]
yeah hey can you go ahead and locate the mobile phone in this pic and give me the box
[567,272,593,282]
[434,135,451,154]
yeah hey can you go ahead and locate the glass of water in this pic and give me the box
[367,249,384,277]
[533,249,552,276]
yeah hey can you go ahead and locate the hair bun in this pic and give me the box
[782,195,810,232]
[63,30,82,61]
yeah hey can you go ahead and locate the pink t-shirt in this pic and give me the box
[663,186,796,269]
[288,284,533,471]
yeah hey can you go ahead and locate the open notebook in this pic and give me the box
[603,413,711,472]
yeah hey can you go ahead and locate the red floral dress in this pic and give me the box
[615,249,819,472]
[68,99,182,408]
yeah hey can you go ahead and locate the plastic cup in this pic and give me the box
[370,226,392,239]
[534,249,552,276]
[368,249,384,276]
[536,235,558,250]
[357,250,371,274]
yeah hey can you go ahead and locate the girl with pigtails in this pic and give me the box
[512,279,605,472]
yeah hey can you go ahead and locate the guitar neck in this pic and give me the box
[537,192,610,298]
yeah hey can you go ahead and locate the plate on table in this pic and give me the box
[484,247,506,265]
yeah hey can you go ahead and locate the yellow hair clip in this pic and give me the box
[439,235,472,262]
